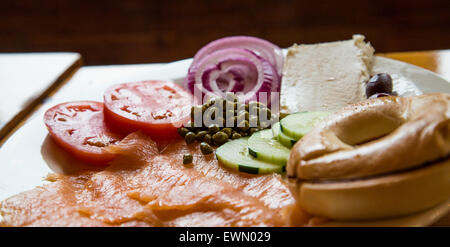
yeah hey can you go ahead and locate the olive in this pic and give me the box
[368,93,392,99]
[177,127,189,137]
[366,73,393,98]
[183,154,193,164]
[222,128,232,137]
[195,130,208,141]
[249,127,258,135]
[231,133,242,140]
[203,134,212,144]
[200,142,214,154]
[185,132,196,144]
[212,132,228,146]
[208,124,220,134]
[248,101,259,110]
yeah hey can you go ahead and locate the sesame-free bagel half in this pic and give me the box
[287,93,450,180]
[287,93,450,221]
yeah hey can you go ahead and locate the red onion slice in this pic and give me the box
[184,48,280,105]
[190,36,284,77]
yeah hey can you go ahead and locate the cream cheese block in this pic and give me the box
[280,35,374,115]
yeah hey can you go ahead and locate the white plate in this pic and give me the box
[0,56,449,226]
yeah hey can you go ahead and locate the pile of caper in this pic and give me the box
[177,93,275,155]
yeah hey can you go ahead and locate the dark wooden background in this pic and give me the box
[1,0,450,65]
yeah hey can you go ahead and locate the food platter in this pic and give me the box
[0,54,449,226]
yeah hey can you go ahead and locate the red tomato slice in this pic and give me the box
[103,80,194,142]
[44,101,124,166]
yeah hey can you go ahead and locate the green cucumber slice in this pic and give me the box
[216,138,285,174]
[272,122,296,148]
[248,129,290,166]
[280,112,330,140]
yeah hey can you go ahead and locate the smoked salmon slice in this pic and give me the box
[0,132,309,226]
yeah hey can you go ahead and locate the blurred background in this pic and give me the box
[2,0,450,65]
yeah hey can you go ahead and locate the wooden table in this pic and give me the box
[0,50,449,226]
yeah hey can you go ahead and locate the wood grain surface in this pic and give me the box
[1,0,450,65]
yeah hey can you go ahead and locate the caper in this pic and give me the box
[240,131,248,137]
[231,133,242,140]
[185,120,195,131]
[225,109,236,117]
[248,115,259,127]
[238,111,249,121]
[200,142,213,155]
[222,128,232,137]
[212,132,229,146]
[185,132,196,144]
[238,120,249,132]
[202,104,208,113]
[204,106,219,119]
[225,101,236,111]
[258,107,272,119]
[206,97,216,107]
[226,92,237,103]
[248,101,258,109]
[236,103,246,112]
[208,124,220,134]
[249,127,258,135]
[183,153,193,164]
[195,130,208,141]
[203,134,212,144]
[191,105,203,119]
[257,102,267,108]
[215,116,226,127]
[229,116,237,127]
[177,127,189,137]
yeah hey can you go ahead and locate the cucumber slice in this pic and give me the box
[272,122,296,148]
[248,129,290,166]
[216,138,285,174]
[280,112,330,140]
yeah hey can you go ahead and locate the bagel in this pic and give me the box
[288,93,450,180]
[287,93,450,220]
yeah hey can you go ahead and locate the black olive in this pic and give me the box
[366,73,393,98]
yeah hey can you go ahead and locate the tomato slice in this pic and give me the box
[44,101,124,166]
[103,80,194,142]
